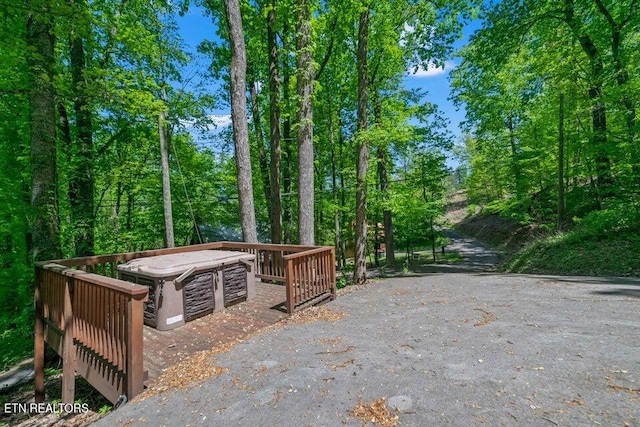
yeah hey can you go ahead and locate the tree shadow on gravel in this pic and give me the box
[509,274,640,287]
[592,289,640,299]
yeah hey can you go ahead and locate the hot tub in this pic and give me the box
[117,250,256,330]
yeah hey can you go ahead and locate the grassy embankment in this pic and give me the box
[448,191,640,277]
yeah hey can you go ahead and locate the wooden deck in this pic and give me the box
[35,242,335,404]
[142,281,288,384]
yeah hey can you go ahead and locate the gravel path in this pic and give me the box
[95,234,640,426]
[414,229,501,273]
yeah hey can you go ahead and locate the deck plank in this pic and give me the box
[142,281,287,386]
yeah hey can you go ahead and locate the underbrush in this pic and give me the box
[1,321,33,372]
[504,232,640,276]
[462,198,640,276]
[505,202,640,276]
[1,301,34,372]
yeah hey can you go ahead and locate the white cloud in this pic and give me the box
[179,114,232,131]
[408,60,456,78]
[208,114,232,129]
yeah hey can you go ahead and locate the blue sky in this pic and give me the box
[175,6,479,163]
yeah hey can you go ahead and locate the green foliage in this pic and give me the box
[505,231,640,276]
[98,404,113,415]
[336,277,349,289]
[0,44,33,368]
[1,0,474,374]
[0,284,33,371]
[572,202,640,239]
[451,0,640,233]
[504,204,640,275]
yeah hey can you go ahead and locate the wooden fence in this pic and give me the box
[35,242,336,404]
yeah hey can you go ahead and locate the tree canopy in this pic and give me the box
[451,0,640,226]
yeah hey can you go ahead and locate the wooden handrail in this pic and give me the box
[42,263,149,297]
[283,246,335,313]
[217,241,318,252]
[36,242,226,268]
[283,246,333,260]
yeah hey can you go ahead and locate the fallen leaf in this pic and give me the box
[349,397,399,427]
[473,308,495,326]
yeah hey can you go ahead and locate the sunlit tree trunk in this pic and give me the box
[267,1,282,243]
[329,95,342,268]
[296,0,314,245]
[225,0,258,242]
[593,0,637,169]
[248,69,271,216]
[373,91,394,264]
[557,92,565,231]
[353,3,370,284]
[506,114,522,197]
[563,5,611,190]
[282,19,294,244]
[159,86,174,248]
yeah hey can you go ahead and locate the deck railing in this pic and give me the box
[35,242,336,404]
[34,263,148,405]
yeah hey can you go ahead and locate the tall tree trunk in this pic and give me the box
[331,143,341,263]
[557,93,565,231]
[373,91,394,264]
[57,101,72,159]
[430,217,436,263]
[224,0,258,243]
[329,97,342,268]
[353,4,370,285]
[68,0,94,257]
[248,70,272,215]
[593,0,637,157]
[296,0,314,245]
[283,121,294,244]
[126,189,133,233]
[338,114,347,268]
[282,19,294,244]
[267,1,283,244]
[506,114,522,198]
[27,8,60,262]
[564,5,611,189]
[159,86,174,248]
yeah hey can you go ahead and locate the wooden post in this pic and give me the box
[330,247,337,300]
[34,269,45,403]
[61,275,76,403]
[285,258,294,314]
[125,294,145,398]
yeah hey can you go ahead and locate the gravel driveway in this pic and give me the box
[96,270,640,426]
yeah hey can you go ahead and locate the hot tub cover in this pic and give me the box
[118,250,254,278]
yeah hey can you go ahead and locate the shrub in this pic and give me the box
[574,203,640,239]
